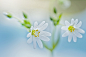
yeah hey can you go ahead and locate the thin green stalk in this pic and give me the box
[13,16,23,23]
[53,27,61,50]
[50,51,53,57]
[43,42,51,51]
[52,26,56,49]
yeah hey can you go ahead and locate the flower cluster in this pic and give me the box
[4,12,85,49]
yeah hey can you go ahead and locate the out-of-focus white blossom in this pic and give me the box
[58,0,71,9]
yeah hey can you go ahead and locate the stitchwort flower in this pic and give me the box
[27,21,51,48]
[61,18,85,42]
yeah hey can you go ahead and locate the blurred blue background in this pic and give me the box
[0,0,86,57]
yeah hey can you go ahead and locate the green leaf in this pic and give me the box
[54,8,57,14]
[23,12,28,19]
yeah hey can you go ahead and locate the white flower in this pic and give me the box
[58,0,71,9]
[27,21,51,48]
[61,18,85,42]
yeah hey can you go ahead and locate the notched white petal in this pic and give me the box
[27,37,32,44]
[34,21,38,28]
[38,21,45,28]
[62,31,69,37]
[37,39,43,48]
[39,23,48,31]
[73,35,77,42]
[31,26,33,31]
[33,38,36,49]
[65,20,70,26]
[76,21,82,28]
[61,26,68,31]
[73,31,82,38]
[74,19,78,26]
[68,34,72,42]
[40,31,51,36]
[27,33,31,37]
[40,36,50,41]
[77,28,85,34]
[71,18,74,25]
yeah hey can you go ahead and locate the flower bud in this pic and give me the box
[4,12,12,18]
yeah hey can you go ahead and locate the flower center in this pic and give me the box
[68,26,75,32]
[32,29,40,37]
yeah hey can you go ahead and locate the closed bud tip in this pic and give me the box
[3,12,12,18]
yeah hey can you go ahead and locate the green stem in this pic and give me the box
[50,51,53,57]
[53,27,61,50]
[52,26,56,49]
[43,42,51,51]
[13,16,23,23]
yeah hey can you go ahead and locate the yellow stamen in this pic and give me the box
[68,26,75,32]
[32,29,40,37]
[36,29,38,31]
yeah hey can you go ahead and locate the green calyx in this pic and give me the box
[22,19,31,29]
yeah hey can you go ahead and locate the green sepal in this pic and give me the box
[23,12,28,19]
[54,8,57,14]
[58,13,62,20]
[22,19,31,29]
[50,17,53,21]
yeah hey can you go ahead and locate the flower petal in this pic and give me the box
[73,35,77,42]
[62,31,69,37]
[27,36,32,43]
[74,19,78,26]
[76,21,82,28]
[39,23,48,31]
[77,28,85,34]
[65,20,70,26]
[38,21,45,28]
[39,31,51,36]
[68,34,72,42]
[37,39,43,48]
[73,31,82,38]
[39,35,50,41]
[34,21,38,28]
[33,37,36,49]
[71,18,74,25]
[31,26,33,31]
[61,26,68,31]
[27,33,31,37]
